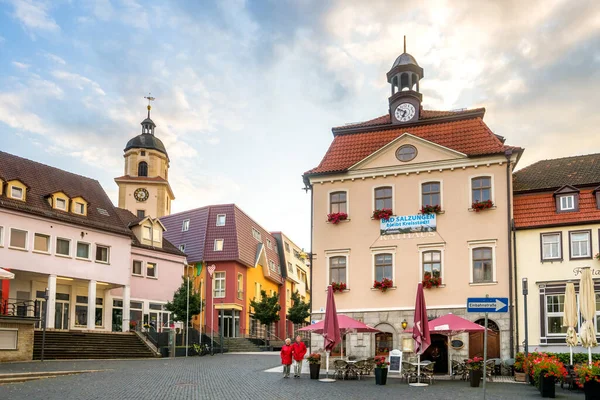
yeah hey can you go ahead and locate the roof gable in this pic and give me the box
[553,185,580,196]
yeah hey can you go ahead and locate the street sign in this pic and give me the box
[207,264,216,278]
[467,297,508,313]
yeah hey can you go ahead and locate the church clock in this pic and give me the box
[395,103,416,122]
[134,188,149,202]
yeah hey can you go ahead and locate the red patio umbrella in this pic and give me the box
[411,282,431,386]
[321,285,340,382]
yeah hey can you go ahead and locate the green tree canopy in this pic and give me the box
[165,277,204,324]
[250,290,281,331]
[287,290,310,325]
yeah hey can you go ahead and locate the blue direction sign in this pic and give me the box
[467,297,508,313]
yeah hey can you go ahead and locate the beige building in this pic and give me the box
[514,154,600,353]
[303,50,523,371]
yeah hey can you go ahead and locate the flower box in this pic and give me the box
[422,272,442,289]
[575,361,600,399]
[327,212,348,224]
[420,204,442,214]
[372,209,393,220]
[373,278,393,292]
[331,282,347,293]
[471,200,494,212]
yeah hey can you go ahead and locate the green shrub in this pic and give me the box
[516,351,600,366]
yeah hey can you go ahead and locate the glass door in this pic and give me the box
[112,308,123,332]
[54,302,69,330]
[149,312,158,330]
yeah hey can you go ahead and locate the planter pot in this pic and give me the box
[540,375,556,398]
[309,363,321,380]
[584,380,600,400]
[375,368,388,385]
[514,372,526,382]
[470,370,482,387]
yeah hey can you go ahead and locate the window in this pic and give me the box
[138,161,148,177]
[143,226,151,240]
[95,298,103,327]
[546,294,567,335]
[252,228,262,241]
[559,195,575,211]
[214,272,225,298]
[472,177,492,203]
[74,202,85,214]
[146,262,157,278]
[216,214,226,226]
[285,242,290,252]
[374,187,393,210]
[269,260,277,272]
[570,231,591,259]
[422,250,441,279]
[274,244,279,254]
[374,253,393,281]
[0,329,18,350]
[75,296,88,326]
[182,219,190,232]
[9,229,28,249]
[56,238,70,256]
[140,151,146,156]
[56,198,67,210]
[152,228,160,242]
[76,242,90,259]
[395,144,417,162]
[329,256,347,284]
[137,210,145,218]
[288,262,294,274]
[237,274,243,300]
[330,191,347,214]
[214,239,224,251]
[0,226,3,246]
[266,238,272,249]
[541,233,562,261]
[133,260,143,275]
[422,182,441,207]
[11,186,23,200]
[95,245,109,263]
[34,233,50,253]
[179,244,186,252]
[472,247,493,283]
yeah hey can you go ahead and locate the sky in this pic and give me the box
[1,0,600,250]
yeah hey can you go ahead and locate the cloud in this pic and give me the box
[42,52,66,65]
[9,0,60,33]
[51,70,106,95]
[12,61,31,69]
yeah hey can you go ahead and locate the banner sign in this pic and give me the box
[380,213,437,235]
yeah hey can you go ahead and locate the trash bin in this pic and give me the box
[160,347,169,358]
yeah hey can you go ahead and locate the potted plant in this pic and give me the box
[514,352,526,382]
[575,361,600,400]
[374,356,389,385]
[372,208,393,220]
[532,353,567,398]
[422,272,442,289]
[466,356,484,387]
[331,282,347,293]
[327,212,348,224]
[307,353,321,380]
[373,278,393,292]
[471,199,494,212]
[420,204,442,214]
[129,321,137,331]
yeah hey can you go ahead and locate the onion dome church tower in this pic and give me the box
[115,98,175,219]
[387,37,424,124]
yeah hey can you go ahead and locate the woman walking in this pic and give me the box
[280,338,293,378]
[291,336,307,378]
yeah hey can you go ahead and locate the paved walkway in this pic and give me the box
[0,355,585,399]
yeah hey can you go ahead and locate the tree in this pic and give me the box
[165,277,204,325]
[287,290,310,326]
[249,290,281,344]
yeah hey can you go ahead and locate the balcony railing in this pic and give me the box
[0,298,40,319]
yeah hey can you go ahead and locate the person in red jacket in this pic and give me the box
[280,338,293,378]
[291,335,307,378]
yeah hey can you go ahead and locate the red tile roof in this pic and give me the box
[514,190,600,229]
[306,117,515,175]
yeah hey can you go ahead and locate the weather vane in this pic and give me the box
[144,93,155,118]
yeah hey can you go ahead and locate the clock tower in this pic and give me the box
[115,100,175,219]
[387,37,423,124]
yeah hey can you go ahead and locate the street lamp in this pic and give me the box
[401,319,408,330]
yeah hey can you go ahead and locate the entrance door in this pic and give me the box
[422,334,448,373]
[219,310,239,338]
[149,312,158,330]
[54,302,69,330]
[112,308,123,332]
[469,319,500,358]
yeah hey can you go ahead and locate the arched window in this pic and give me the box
[374,253,393,281]
[329,256,347,284]
[400,72,410,91]
[374,186,393,210]
[138,161,148,177]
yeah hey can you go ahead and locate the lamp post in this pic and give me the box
[522,278,529,357]
[186,266,190,358]
[207,264,216,355]
[41,288,49,362]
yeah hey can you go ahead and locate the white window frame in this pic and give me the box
[559,195,575,211]
[252,228,262,242]
[372,184,395,212]
[179,244,186,252]
[9,228,28,250]
[541,232,562,261]
[371,247,396,284]
[469,175,495,205]
[468,239,497,285]
[545,294,568,337]
[214,239,224,251]
[76,241,91,260]
[10,186,23,200]
[569,230,591,259]
[95,244,110,264]
[328,188,350,215]
[216,214,226,226]
[74,202,85,215]
[266,238,272,249]
[132,260,144,276]
[0,226,4,247]
[143,226,152,240]
[33,233,51,254]
[55,197,67,211]
[146,262,157,279]
[268,260,277,272]
[55,237,71,257]
[237,273,243,300]
[152,227,160,242]
[182,219,190,232]
[417,243,445,282]
[325,249,350,288]
[0,328,18,350]
[214,272,226,298]
[419,180,444,209]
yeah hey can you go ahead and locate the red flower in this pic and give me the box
[373,278,393,292]
[471,200,494,212]
[372,209,394,220]
[420,204,442,214]
[331,282,347,293]
[327,212,348,224]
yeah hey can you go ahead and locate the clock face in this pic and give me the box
[395,103,416,122]
[134,188,149,202]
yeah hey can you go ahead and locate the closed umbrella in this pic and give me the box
[563,282,578,365]
[0,268,14,279]
[579,267,597,365]
[320,285,340,382]
[411,282,431,387]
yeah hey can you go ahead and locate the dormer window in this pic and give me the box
[74,202,85,215]
[11,186,23,200]
[143,226,152,240]
[594,187,600,209]
[56,198,67,211]
[554,185,579,213]
[559,195,575,211]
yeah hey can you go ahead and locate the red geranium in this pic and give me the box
[472,200,494,212]
[373,278,393,292]
[327,212,348,224]
[422,272,442,289]
[420,204,442,214]
[372,209,393,220]
[331,282,347,293]
[374,356,390,368]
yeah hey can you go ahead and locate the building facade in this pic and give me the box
[303,50,522,371]
[514,153,600,353]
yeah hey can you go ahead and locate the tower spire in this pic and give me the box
[144,93,155,119]
[404,35,406,53]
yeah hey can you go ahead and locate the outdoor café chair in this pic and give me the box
[364,358,376,375]
[353,360,369,378]
[502,358,515,376]
[420,362,436,385]
[485,359,495,381]
[451,360,467,381]
[333,360,349,380]
[402,361,417,383]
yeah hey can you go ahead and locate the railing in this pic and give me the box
[0,298,39,319]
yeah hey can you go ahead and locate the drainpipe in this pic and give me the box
[505,149,515,358]
[513,222,519,355]
[308,183,314,351]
